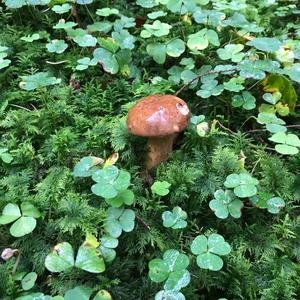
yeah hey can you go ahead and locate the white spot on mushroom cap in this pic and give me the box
[176,103,189,115]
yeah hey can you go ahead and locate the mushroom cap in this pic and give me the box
[127,94,190,137]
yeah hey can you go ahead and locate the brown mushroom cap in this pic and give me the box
[127,94,190,137]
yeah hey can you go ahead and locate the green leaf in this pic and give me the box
[149,259,169,282]
[87,22,113,33]
[151,181,171,196]
[247,37,283,52]
[155,290,185,300]
[146,43,166,64]
[53,21,77,30]
[269,132,300,155]
[73,156,103,177]
[207,233,231,255]
[75,245,105,273]
[162,206,187,229]
[196,252,223,271]
[224,173,259,198]
[166,39,185,57]
[142,20,172,38]
[147,10,167,19]
[119,209,135,232]
[92,165,119,183]
[93,48,119,74]
[21,202,40,218]
[45,242,75,273]
[163,249,189,272]
[232,91,256,110]
[288,63,300,83]
[96,8,119,16]
[20,72,61,90]
[114,170,131,191]
[100,236,119,248]
[275,144,299,155]
[20,33,40,43]
[0,203,21,224]
[224,77,245,92]
[267,197,285,214]
[74,34,97,47]
[91,183,118,199]
[164,269,190,291]
[10,217,36,237]
[107,190,135,207]
[217,44,244,62]
[64,286,93,300]
[187,35,208,51]
[46,40,68,54]
[51,4,71,14]
[21,272,37,291]
[191,235,208,255]
[104,219,122,238]
[112,30,136,50]
[93,290,113,300]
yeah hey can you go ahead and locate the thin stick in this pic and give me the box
[46,60,67,65]
[246,125,300,133]
[136,215,150,230]
[10,104,31,112]
[174,68,237,96]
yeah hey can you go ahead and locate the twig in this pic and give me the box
[136,215,150,230]
[245,125,300,134]
[215,120,235,134]
[10,104,31,112]
[174,68,237,96]
[46,60,67,65]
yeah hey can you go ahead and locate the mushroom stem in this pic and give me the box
[146,135,175,170]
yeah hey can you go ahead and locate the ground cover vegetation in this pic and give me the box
[0,0,300,299]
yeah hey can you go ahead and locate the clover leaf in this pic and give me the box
[191,233,231,271]
[155,290,185,300]
[51,4,71,14]
[0,203,40,237]
[224,77,245,92]
[187,29,219,52]
[0,148,13,163]
[112,30,136,50]
[73,156,103,177]
[247,37,283,52]
[45,237,105,274]
[99,235,119,262]
[267,197,285,214]
[20,33,40,43]
[232,91,256,110]
[76,57,98,71]
[21,272,37,291]
[268,132,300,155]
[19,72,61,90]
[74,34,97,47]
[217,44,245,62]
[53,20,77,30]
[149,249,190,292]
[46,39,68,54]
[196,80,224,98]
[96,8,119,17]
[104,207,135,238]
[87,22,113,33]
[141,20,172,38]
[224,173,259,198]
[162,206,187,229]
[91,166,131,199]
[147,10,167,19]
[93,48,119,74]
[209,189,243,219]
[151,181,171,196]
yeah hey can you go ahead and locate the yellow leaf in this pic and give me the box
[104,152,119,167]
[84,233,99,248]
[262,74,297,112]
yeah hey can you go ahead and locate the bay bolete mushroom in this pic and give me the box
[127,94,190,170]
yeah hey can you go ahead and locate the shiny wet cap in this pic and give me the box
[127,94,190,137]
